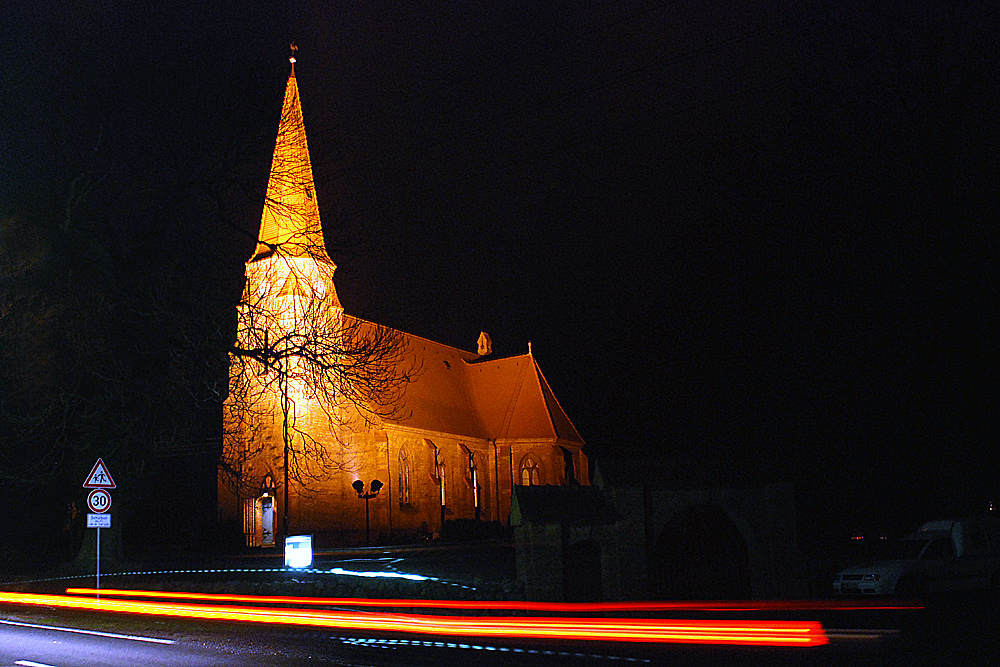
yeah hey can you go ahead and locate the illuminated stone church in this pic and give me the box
[217,55,587,548]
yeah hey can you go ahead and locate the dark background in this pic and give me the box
[3,1,999,558]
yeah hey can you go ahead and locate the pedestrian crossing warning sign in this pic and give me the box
[83,458,116,489]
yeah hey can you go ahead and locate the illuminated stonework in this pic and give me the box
[218,58,587,548]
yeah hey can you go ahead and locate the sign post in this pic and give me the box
[83,459,115,597]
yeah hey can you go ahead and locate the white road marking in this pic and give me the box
[331,636,651,662]
[0,619,175,644]
[16,661,60,667]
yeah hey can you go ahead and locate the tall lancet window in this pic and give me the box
[561,447,576,485]
[397,448,411,505]
[466,448,480,519]
[431,444,446,508]
[438,461,446,508]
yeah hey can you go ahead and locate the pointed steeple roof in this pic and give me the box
[252,50,332,263]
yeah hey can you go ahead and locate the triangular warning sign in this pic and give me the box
[83,458,116,489]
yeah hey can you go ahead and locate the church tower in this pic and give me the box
[223,48,347,547]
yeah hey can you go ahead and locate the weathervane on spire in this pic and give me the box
[289,42,298,64]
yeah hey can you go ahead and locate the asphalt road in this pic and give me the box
[1,594,998,666]
[0,610,659,667]
[0,604,672,667]
[0,617,249,667]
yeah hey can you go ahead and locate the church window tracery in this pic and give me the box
[520,455,540,486]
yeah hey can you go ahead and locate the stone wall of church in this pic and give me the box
[220,396,588,548]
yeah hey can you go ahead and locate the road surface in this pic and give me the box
[1,592,997,666]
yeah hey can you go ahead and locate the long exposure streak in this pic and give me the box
[0,591,828,646]
[65,588,918,612]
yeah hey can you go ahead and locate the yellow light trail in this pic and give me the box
[65,588,918,612]
[0,591,828,647]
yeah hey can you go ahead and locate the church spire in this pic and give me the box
[252,44,331,263]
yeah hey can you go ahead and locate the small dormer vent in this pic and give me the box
[477,331,493,356]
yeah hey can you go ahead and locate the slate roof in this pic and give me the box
[352,317,584,446]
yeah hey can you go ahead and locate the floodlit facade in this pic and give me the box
[218,56,587,548]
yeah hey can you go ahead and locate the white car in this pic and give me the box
[833,532,949,595]
[833,517,1000,596]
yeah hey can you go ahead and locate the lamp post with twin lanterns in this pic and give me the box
[352,479,383,546]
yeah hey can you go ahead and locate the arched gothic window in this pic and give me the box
[520,455,540,486]
[561,446,576,485]
[427,440,446,508]
[397,448,411,505]
[465,448,481,518]
[438,460,446,507]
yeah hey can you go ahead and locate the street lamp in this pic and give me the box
[352,479,383,546]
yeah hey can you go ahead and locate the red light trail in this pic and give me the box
[65,588,919,612]
[0,590,829,647]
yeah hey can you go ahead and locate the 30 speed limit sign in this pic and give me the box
[87,488,112,513]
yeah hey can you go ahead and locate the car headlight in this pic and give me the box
[862,574,880,581]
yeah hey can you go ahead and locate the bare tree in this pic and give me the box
[221,253,415,532]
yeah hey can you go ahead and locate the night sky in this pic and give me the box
[4,1,1000,538]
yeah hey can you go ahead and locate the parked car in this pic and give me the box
[832,517,1000,597]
